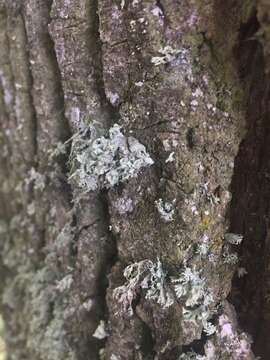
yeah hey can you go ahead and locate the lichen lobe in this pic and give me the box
[70,124,154,191]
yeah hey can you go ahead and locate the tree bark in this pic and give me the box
[1,0,270,359]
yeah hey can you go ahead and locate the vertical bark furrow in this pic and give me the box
[48,1,119,358]
[23,0,72,167]
[227,4,270,359]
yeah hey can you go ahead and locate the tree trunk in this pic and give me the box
[1,0,270,359]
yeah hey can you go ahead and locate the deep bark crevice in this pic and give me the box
[86,0,119,126]
[11,12,39,167]
[97,190,119,317]
[228,10,270,359]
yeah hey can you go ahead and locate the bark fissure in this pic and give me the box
[19,13,39,165]
[7,12,38,169]
[229,8,270,359]
[87,0,119,123]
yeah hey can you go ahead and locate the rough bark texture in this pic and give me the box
[1,0,270,359]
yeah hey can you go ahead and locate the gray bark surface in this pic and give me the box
[1,0,270,359]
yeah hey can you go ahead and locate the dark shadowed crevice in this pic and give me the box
[46,0,74,206]
[84,0,123,355]
[18,14,39,166]
[97,190,119,315]
[228,10,270,359]
[47,2,72,148]
[86,0,120,126]
[140,320,156,359]
[182,338,206,356]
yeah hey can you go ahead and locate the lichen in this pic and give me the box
[26,167,46,191]
[56,274,73,293]
[69,124,154,191]
[151,46,182,66]
[92,320,108,340]
[155,198,175,222]
[224,233,243,245]
[172,267,216,340]
[113,259,173,315]
[179,351,205,360]
[113,196,134,215]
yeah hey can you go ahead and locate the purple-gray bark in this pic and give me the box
[1,0,270,359]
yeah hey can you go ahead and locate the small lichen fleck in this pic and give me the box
[69,124,154,191]
[165,151,175,163]
[151,46,181,66]
[222,251,238,265]
[92,320,108,340]
[111,355,120,360]
[237,267,248,278]
[155,198,175,222]
[224,233,243,245]
[26,167,46,191]
[56,274,73,293]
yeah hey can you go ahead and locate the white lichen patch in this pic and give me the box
[26,168,46,191]
[113,196,134,215]
[237,267,248,278]
[165,151,175,163]
[224,233,243,245]
[151,5,164,17]
[155,198,175,222]
[27,202,35,216]
[106,91,119,105]
[222,242,239,265]
[114,259,173,316]
[172,267,216,340]
[56,274,73,293]
[111,355,120,360]
[81,299,94,311]
[196,242,210,257]
[151,46,181,66]
[93,320,108,340]
[69,124,154,191]
[179,351,205,359]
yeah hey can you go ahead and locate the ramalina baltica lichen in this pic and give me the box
[172,266,217,339]
[113,259,173,316]
[69,124,154,191]
[114,260,216,341]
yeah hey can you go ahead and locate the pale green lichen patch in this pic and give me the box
[151,46,182,66]
[224,233,243,245]
[56,274,73,293]
[172,266,216,341]
[113,259,173,316]
[92,320,108,340]
[114,259,217,343]
[69,124,154,191]
[26,167,46,191]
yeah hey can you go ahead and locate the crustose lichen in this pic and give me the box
[69,124,154,191]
